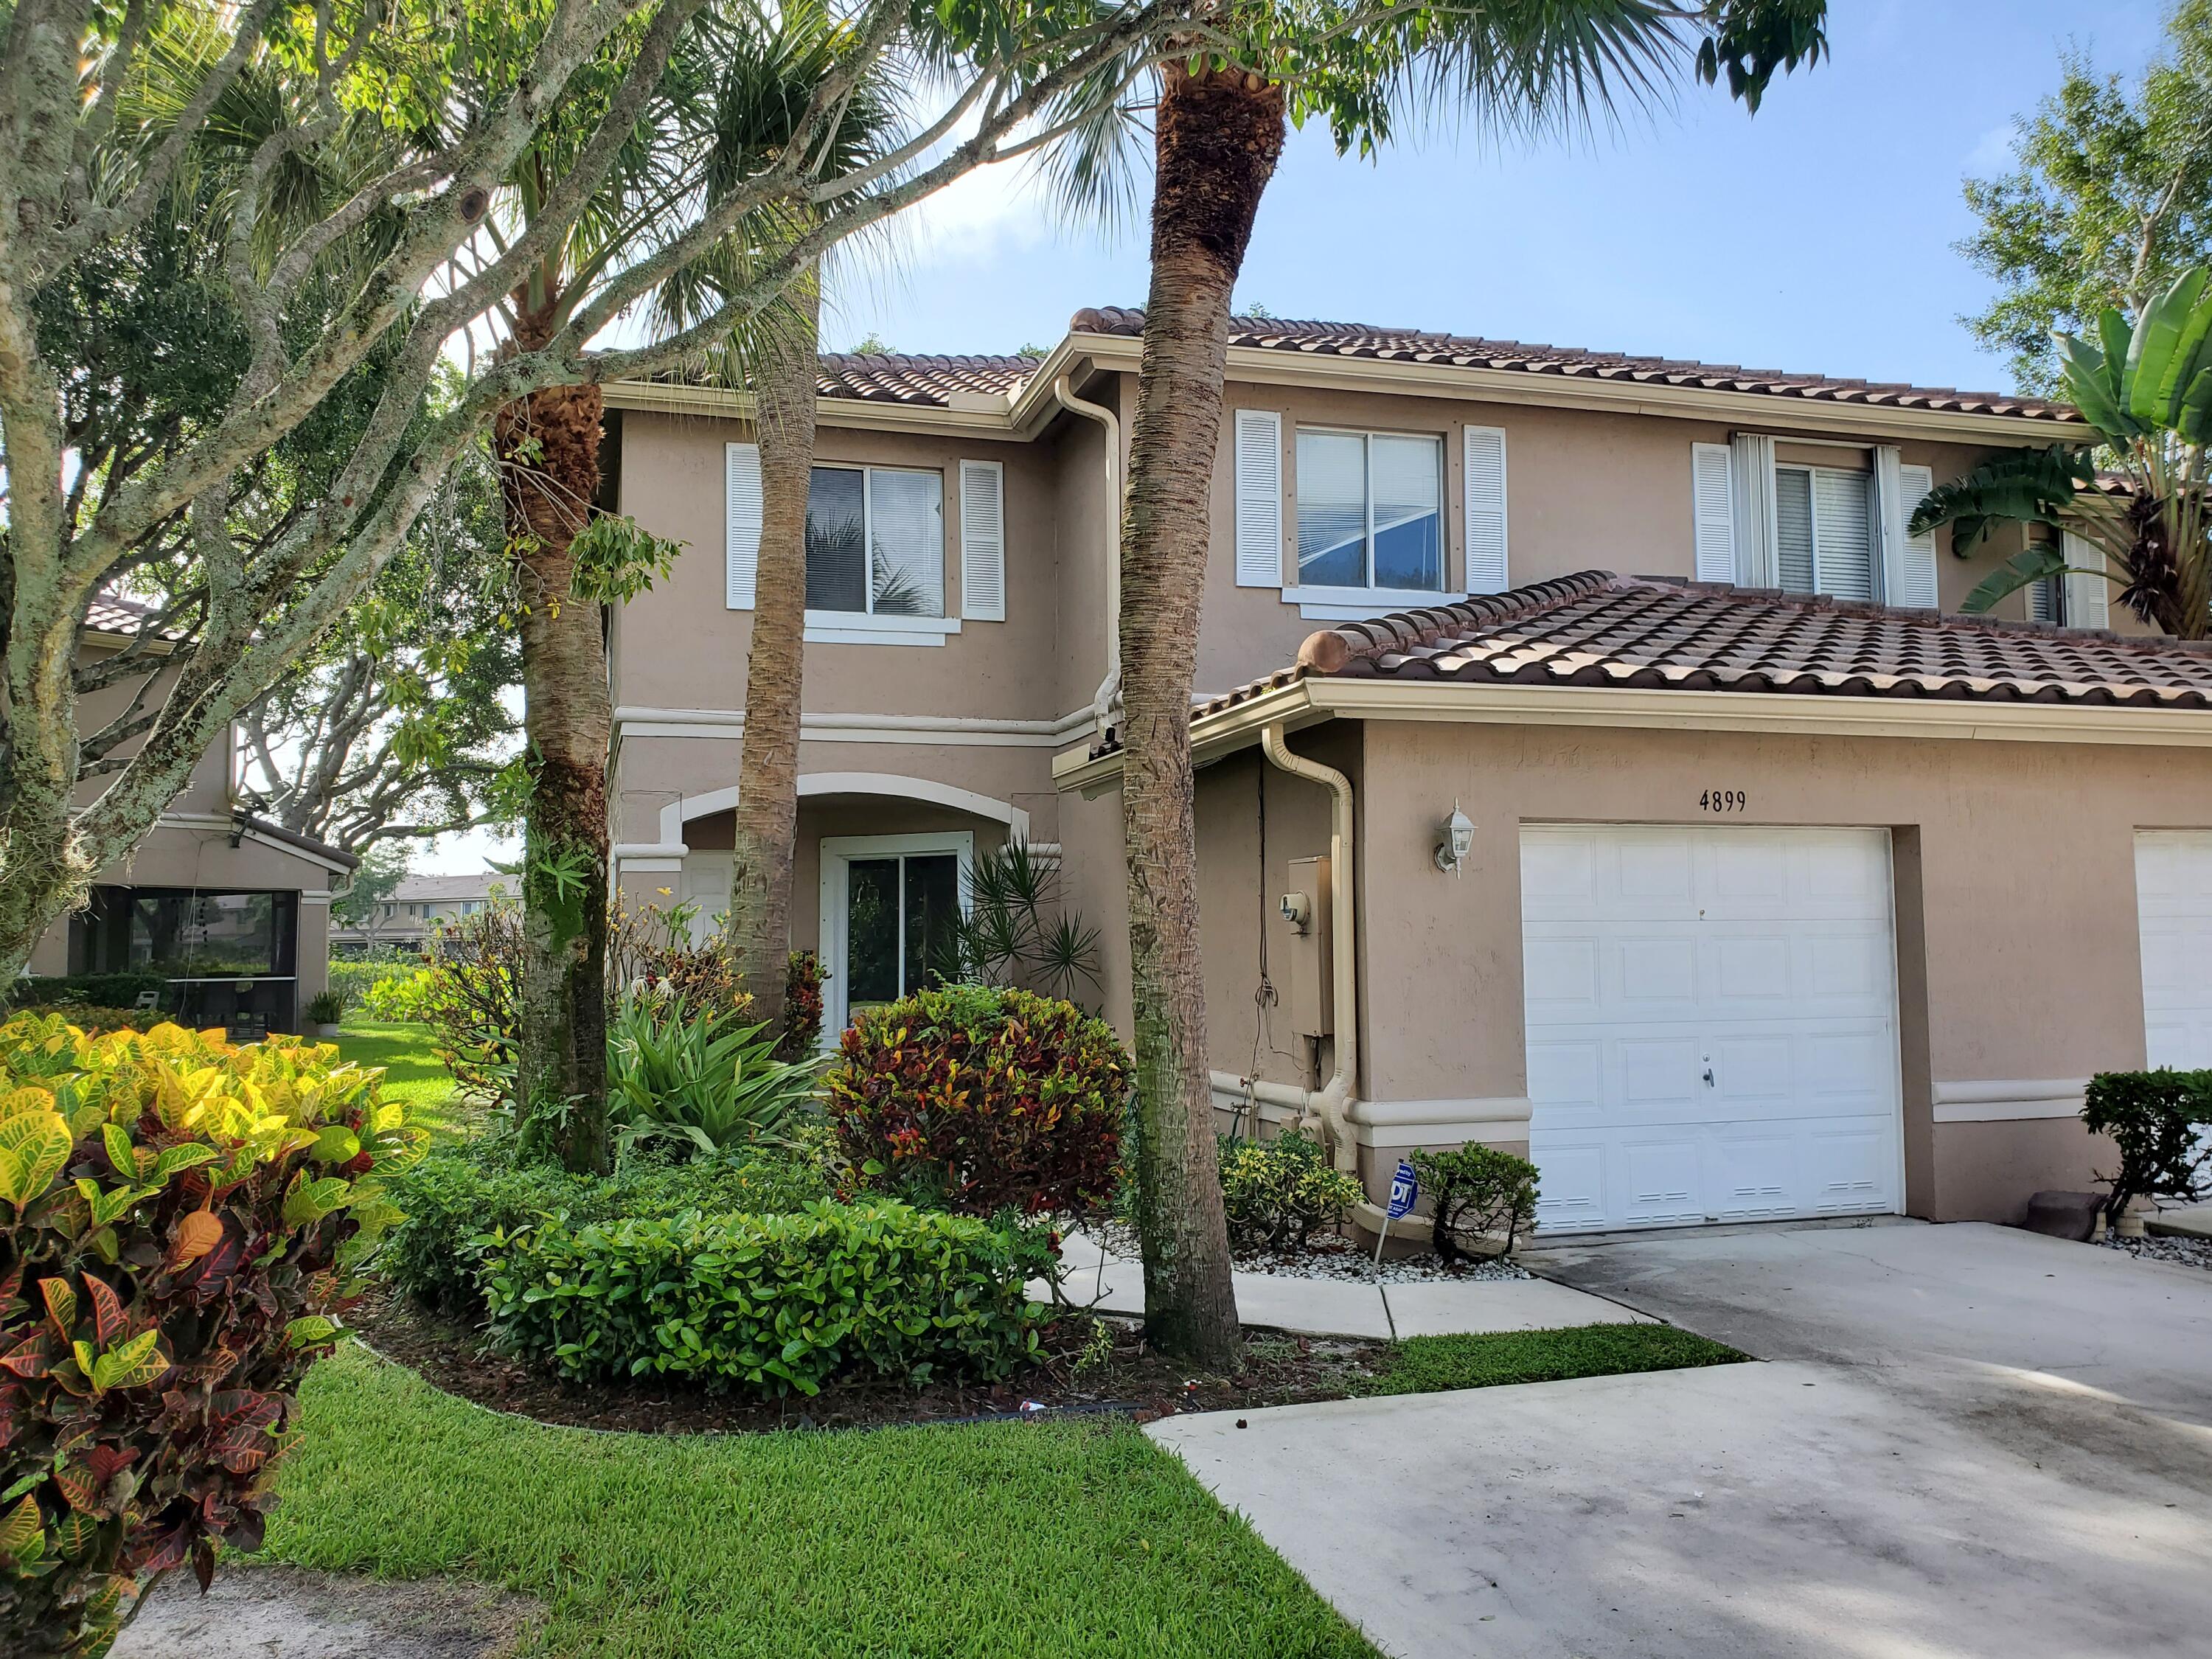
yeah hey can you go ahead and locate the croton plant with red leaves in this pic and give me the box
[824,985,1128,1218]
[0,1015,422,1658]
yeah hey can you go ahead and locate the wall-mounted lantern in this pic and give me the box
[1434,804,1475,875]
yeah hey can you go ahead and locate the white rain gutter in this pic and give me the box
[1052,374,1121,737]
[1208,721,1359,1173]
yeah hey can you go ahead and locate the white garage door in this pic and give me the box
[1523,825,1903,1234]
[2138,832,2212,1068]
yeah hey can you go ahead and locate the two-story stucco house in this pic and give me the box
[330,871,507,957]
[20,594,355,1035]
[603,308,2212,1235]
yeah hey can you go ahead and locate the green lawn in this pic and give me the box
[268,1348,1383,1659]
[334,1020,460,1115]
[1360,1324,1741,1396]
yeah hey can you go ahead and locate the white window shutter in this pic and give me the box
[958,459,1006,621]
[1234,409,1284,588]
[726,442,762,610]
[1692,442,1736,582]
[1891,460,1939,609]
[1462,425,1509,594]
[1729,434,1778,586]
[2063,530,2110,628]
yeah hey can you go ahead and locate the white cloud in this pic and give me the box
[903,154,1057,265]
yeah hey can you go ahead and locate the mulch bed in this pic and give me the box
[349,1284,1394,1435]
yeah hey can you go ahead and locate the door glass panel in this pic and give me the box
[845,858,900,1005]
[903,855,960,992]
[805,467,867,612]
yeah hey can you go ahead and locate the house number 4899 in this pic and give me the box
[1700,789,1747,813]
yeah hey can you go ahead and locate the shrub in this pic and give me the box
[2082,1068,2212,1218]
[305,990,345,1026]
[6,1006,165,1035]
[358,967,439,1024]
[1410,1144,1540,1262]
[605,988,823,1161]
[6,973,167,1012]
[1217,1129,1364,1251]
[325,956,422,1013]
[0,1015,420,1657]
[776,951,826,1060]
[608,901,752,1023]
[824,986,1127,1217]
[380,1142,832,1318]
[931,841,1103,1004]
[479,1200,1054,1395]
[414,909,520,1105]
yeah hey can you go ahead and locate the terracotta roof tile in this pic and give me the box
[1068,308,2079,423]
[1153,574,2212,747]
[814,351,1036,406]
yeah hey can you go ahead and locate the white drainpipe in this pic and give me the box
[1051,374,1121,737]
[1211,720,1359,1175]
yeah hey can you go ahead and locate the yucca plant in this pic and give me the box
[603,989,823,1161]
[1910,265,2212,635]
[931,841,1103,1006]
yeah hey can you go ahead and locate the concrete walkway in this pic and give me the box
[1149,1220,2212,1659]
[1033,1231,1644,1340]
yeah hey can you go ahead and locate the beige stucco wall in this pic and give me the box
[608,408,1074,723]
[1184,715,2212,1224]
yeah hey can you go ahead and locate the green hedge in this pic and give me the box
[479,1201,1056,1397]
[380,1144,833,1318]
[7,970,167,1009]
[327,956,423,1012]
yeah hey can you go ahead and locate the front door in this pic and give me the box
[819,832,973,1040]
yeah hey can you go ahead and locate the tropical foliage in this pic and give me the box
[478,1200,1056,1395]
[826,987,1127,1218]
[604,990,823,1161]
[933,842,1104,1006]
[0,1017,420,1657]
[1217,1130,1363,1251]
[1961,1,2212,394]
[1910,267,2212,634]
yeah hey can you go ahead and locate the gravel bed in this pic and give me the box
[2101,1231,2212,1273]
[1088,1221,1528,1284]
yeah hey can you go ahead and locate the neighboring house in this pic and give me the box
[604,308,2212,1232]
[330,871,507,956]
[23,595,358,1037]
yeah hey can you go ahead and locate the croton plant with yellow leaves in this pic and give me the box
[0,1015,423,1658]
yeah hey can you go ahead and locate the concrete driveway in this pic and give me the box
[1148,1220,2212,1659]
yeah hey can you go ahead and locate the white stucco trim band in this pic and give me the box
[1053,678,2212,793]
[616,706,1095,746]
[1931,1078,2093,1124]
[1346,1096,1534,1148]
[654,773,1033,853]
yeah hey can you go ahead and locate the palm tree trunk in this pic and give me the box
[498,367,612,1175]
[1120,63,1285,1366]
[726,269,821,1032]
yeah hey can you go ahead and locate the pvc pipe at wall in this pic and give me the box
[1256,720,1360,1174]
[1051,375,1121,737]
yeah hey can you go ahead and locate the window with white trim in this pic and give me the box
[806,465,945,617]
[1773,464,1875,602]
[1294,429,1444,593]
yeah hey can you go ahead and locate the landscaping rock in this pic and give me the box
[2020,1190,2105,1243]
[114,1566,539,1659]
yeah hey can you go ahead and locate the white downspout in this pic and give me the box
[1052,374,1121,737]
[1222,720,1357,1175]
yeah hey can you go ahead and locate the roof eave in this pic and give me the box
[1052,677,2212,790]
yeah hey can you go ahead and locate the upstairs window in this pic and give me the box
[804,465,945,617]
[1773,464,1874,602]
[1295,430,1443,591]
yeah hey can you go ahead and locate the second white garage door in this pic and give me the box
[2138,831,2212,1069]
[1523,825,1903,1234]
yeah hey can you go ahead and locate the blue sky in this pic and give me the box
[832,1,2171,392]
[422,2,2174,873]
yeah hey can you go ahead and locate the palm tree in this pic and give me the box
[470,4,897,1171]
[1040,0,1828,1362]
[1911,266,2212,637]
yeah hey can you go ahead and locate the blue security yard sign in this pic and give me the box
[1388,1159,1418,1220]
